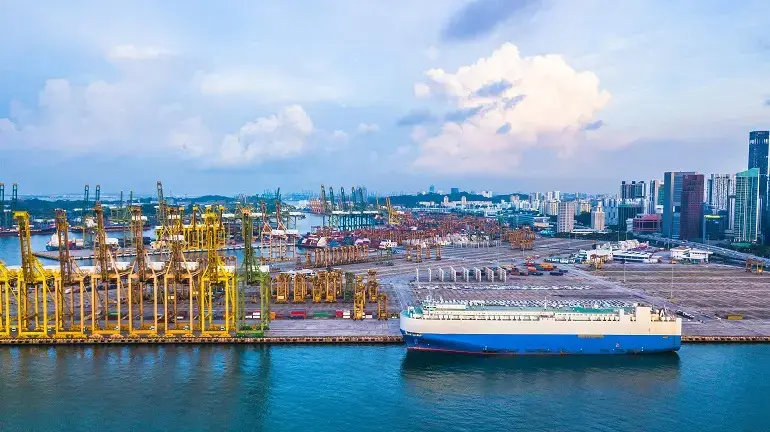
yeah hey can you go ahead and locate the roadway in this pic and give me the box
[635,233,767,265]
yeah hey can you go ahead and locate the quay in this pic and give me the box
[1,335,769,346]
[0,335,403,346]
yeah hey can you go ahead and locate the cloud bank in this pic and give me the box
[411,43,611,174]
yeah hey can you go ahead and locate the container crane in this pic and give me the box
[200,205,237,336]
[127,205,158,336]
[239,205,269,333]
[11,183,18,220]
[0,182,4,229]
[55,209,86,337]
[14,211,59,337]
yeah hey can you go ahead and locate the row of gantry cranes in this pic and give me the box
[309,184,404,229]
[0,199,387,340]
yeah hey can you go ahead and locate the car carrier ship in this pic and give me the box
[400,300,681,355]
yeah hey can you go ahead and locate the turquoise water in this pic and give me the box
[0,345,767,431]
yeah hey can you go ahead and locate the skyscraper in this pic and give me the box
[748,131,769,241]
[734,168,760,243]
[707,174,734,212]
[620,181,647,200]
[662,171,695,239]
[557,201,575,233]
[648,180,662,214]
[680,174,705,241]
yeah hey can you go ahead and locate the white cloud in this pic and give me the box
[412,42,611,174]
[410,125,428,143]
[108,44,172,61]
[0,118,17,135]
[216,105,314,166]
[0,74,319,167]
[357,122,380,134]
[332,130,349,141]
[169,117,212,158]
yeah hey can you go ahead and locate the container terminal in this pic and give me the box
[0,181,769,345]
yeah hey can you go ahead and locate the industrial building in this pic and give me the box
[633,214,661,233]
[670,246,712,263]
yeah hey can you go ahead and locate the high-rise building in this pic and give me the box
[749,131,769,241]
[707,174,733,212]
[602,197,619,226]
[648,180,662,214]
[557,201,575,233]
[450,187,460,195]
[680,174,705,241]
[620,181,647,200]
[553,191,561,201]
[618,203,644,228]
[429,185,435,194]
[591,206,605,231]
[544,200,559,216]
[662,171,696,239]
[734,168,760,243]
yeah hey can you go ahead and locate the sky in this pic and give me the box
[1,0,769,196]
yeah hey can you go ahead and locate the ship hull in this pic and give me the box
[402,332,681,355]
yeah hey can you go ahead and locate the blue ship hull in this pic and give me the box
[402,332,681,355]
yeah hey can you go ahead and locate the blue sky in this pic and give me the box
[1,0,769,196]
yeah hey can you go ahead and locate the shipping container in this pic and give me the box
[313,311,330,318]
[335,310,344,318]
[269,311,277,320]
[550,271,563,276]
[290,310,307,319]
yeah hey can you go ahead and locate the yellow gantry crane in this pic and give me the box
[353,275,366,320]
[14,211,60,337]
[127,205,159,336]
[55,209,86,338]
[199,205,238,336]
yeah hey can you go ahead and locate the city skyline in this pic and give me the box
[1,1,770,194]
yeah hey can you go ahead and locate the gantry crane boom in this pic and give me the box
[82,185,90,224]
[0,182,5,229]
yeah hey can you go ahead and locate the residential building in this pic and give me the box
[557,201,575,233]
[553,191,561,201]
[602,197,619,226]
[707,174,734,212]
[662,171,696,239]
[578,200,591,215]
[748,131,769,242]
[591,206,605,231]
[734,168,760,243]
[542,200,559,216]
[620,181,647,200]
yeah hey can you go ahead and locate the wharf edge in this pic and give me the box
[0,335,769,346]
